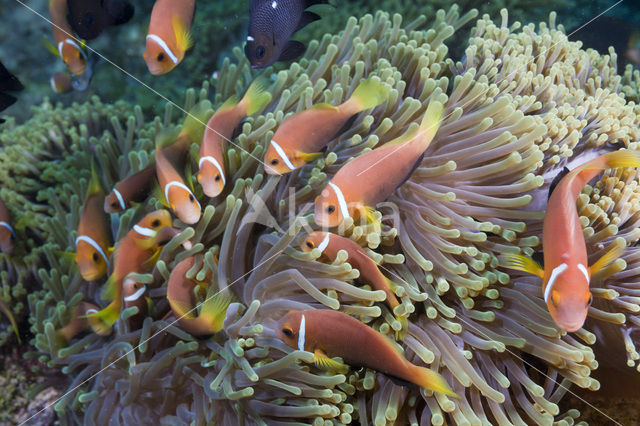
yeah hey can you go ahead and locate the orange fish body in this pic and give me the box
[56,302,108,345]
[156,143,201,224]
[49,0,87,75]
[278,309,456,396]
[315,102,443,227]
[143,0,195,75]
[502,150,640,331]
[166,256,232,335]
[198,79,271,197]
[0,197,14,254]
[265,78,390,175]
[104,165,156,213]
[75,168,111,281]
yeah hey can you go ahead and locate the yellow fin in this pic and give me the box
[499,253,544,278]
[152,182,170,208]
[56,250,77,261]
[181,100,214,144]
[590,241,625,274]
[349,77,390,111]
[309,103,339,111]
[358,205,380,226]
[169,298,196,320]
[418,100,444,148]
[87,160,103,196]
[414,366,459,398]
[0,300,21,343]
[242,78,272,116]
[219,95,240,111]
[100,275,117,301]
[395,315,408,341]
[155,126,180,149]
[172,14,193,53]
[85,300,120,334]
[201,290,233,333]
[313,349,349,374]
[41,37,60,57]
[298,152,323,162]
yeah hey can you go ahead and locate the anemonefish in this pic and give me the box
[302,231,407,338]
[501,150,640,332]
[0,197,15,254]
[0,300,20,343]
[265,78,390,175]
[166,256,233,336]
[123,278,149,330]
[88,210,183,333]
[245,0,328,68]
[56,302,109,346]
[315,100,444,227]
[278,309,457,396]
[143,0,195,75]
[75,165,112,281]
[50,72,73,94]
[104,165,156,213]
[48,0,87,75]
[198,78,272,197]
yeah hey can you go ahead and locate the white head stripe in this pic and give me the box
[75,235,110,266]
[270,140,296,170]
[85,308,98,315]
[124,285,147,302]
[146,34,178,64]
[577,264,590,282]
[544,263,568,304]
[165,181,201,210]
[0,221,15,238]
[199,156,226,185]
[317,233,331,254]
[328,182,350,220]
[247,36,255,41]
[133,224,156,237]
[60,39,87,60]
[113,188,126,211]
[58,41,65,58]
[297,314,306,351]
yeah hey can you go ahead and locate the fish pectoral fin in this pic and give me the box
[0,300,21,343]
[169,298,196,320]
[313,349,349,373]
[107,246,115,256]
[357,205,380,227]
[100,275,117,301]
[590,240,625,275]
[394,315,408,341]
[278,40,306,62]
[298,152,323,162]
[499,253,544,278]
[171,14,193,52]
[55,250,77,261]
[152,182,170,208]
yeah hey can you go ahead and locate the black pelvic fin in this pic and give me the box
[304,0,329,8]
[548,166,570,200]
[531,251,544,268]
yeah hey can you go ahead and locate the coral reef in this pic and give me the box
[2,4,640,426]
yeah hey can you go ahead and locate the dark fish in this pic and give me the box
[66,0,134,41]
[245,0,328,68]
[569,16,640,66]
[0,61,23,123]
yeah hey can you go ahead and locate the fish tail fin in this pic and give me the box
[499,253,545,278]
[412,365,458,397]
[573,150,640,185]
[348,77,390,112]
[171,14,193,53]
[181,100,215,144]
[417,100,444,150]
[85,300,120,334]
[241,78,272,116]
[155,126,180,149]
[201,290,233,333]
[0,300,21,343]
[590,238,626,275]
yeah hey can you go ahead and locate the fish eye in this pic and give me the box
[92,252,99,262]
[587,294,593,306]
[157,52,165,62]
[133,283,139,289]
[215,175,221,182]
[270,159,279,166]
[305,241,314,249]
[327,205,335,214]
[111,201,118,208]
[151,219,161,227]
[189,194,195,202]
[282,327,294,337]
[256,45,266,59]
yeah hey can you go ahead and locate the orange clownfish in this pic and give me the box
[75,165,112,281]
[104,165,156,213]
[264,78,390,175]
[501,150,640,332]
[56,302,109,346]
[198,78,271,197]
[314,100,443,227]
[278,309,457,397]
[143,0,195,75]
[302,231,407,338]
[50,72,73,94]
[0,197,15,254]
[48,0,87,75]
[88,210,185,333]
[166,256,233,336]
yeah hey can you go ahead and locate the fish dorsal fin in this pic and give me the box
[385,123,420,147]
[548,166,570,200]
[101,275,117,301]
[278,40,305,62]
[42,37,60,57]
[219,95,241,112]
[171,14,193,52]
[296,11,321,32]
[152,182,170,208]
[181,100,214,144]
[590,240,625,274]
[87,160,103,196]
[309,102,339,112]
[242,78,272,116]
[0,300,21,343]
[155,126,180,149]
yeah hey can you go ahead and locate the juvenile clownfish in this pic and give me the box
[0,197,15,254]
[87,210,184,333]
[55,302,109,346]
[166,256,233,335]
[143,0,195,75]
[48,0,87,75]
[75,164,112,281]
[314,100,444,227]
[123,277,149,330]
[198,78,272,197]
[50,72,73,94]
[265,78,390,175]
[278,309,457,397]
[501,150,640,332]
[245,0,328,68]
[302,231,407,338]
[104,165,156,213]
